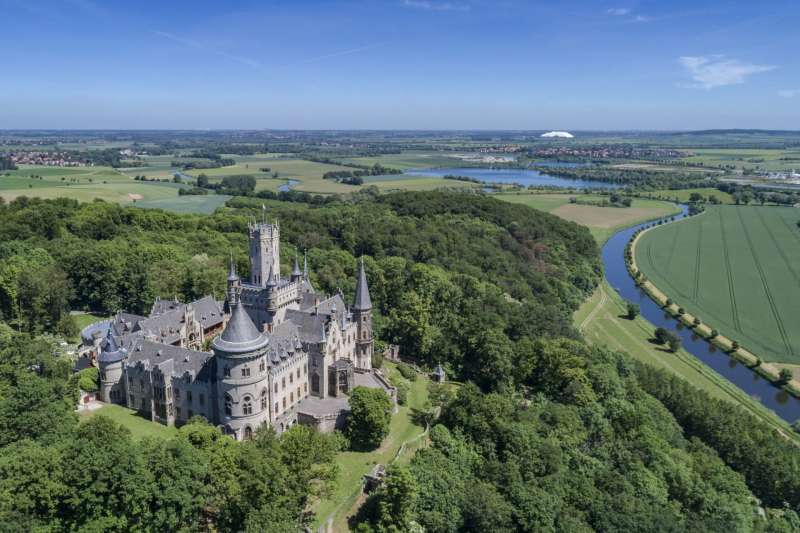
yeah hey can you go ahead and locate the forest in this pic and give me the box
[0,191,798,531]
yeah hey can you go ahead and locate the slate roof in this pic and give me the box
[126,338,214,381]
[284,308,328,344]
[352,258,372,311]
[138,296,224,345]
[212,301,269,354]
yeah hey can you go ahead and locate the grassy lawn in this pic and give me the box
[79,404,178,439]
[312,362,430,531]
[682,148,800,172]
[636,205,800,364]
[574,281,800,444]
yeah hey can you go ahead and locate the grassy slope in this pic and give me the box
[311,362,430,531]
[78,404,178,439]
[636,205,800,364]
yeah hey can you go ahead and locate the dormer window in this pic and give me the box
[224,366,231,377]
[242,366,251,377]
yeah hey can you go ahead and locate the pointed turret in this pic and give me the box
[303,250,309,280]
[352,257,372,311]
[266,261,277,288]
[291,254,302,282]
[213,299,269,354]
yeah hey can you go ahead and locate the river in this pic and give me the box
[404,167,619,189]
[603,205,800,423]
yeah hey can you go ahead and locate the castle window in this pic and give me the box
[242,366,250,378]
[224,394,232,416]
[199,393,204,406]
[243,396,252,415]
[274,383,278,393]
[274,402,279,414]
[261,389,268,410]
[290,392,294,403]
[304,383,307,394]
[174,388,180,400]
[224,366,230,378]
[176,406,181,419]
[297,386,300,399]
[259,358,265,372]
[187,390,192,403]
[100,371,106,381]
[289,373,293,384]
[282,377,285,389]
[297,368,301,379]
[283,398,286,409]
[312,373,320,394]
[244,426,252,440]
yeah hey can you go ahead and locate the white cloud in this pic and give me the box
[632,14,651,22]
[607,8,631,16]
[778,89,799,98]
[403,0,469,11]
[678,55,775,89]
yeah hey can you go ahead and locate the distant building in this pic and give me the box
[84,220,394,440]
[540,131,575,139]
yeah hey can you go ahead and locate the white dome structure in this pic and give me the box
[541,131,574,138]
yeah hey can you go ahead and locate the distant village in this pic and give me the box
[4,151,86,167]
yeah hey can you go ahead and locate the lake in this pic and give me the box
[404,167,618,189]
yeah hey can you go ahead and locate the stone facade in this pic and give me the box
[86,220,387,440]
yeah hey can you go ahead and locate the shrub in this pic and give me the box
[677,307,685,315]
[397,363,417,381]
[668,336,681,353]
[626,302,639,320]
[346,386,392,451]
[77,367,99,392]
[710,329,719,339]
[778,368,793,385]
[395,382,409,405]
[371,350,384,369]
[693,317,701,326]
[731,341,740,351]
[665,298,673,307]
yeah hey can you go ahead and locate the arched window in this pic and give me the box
[241,366,250,378]
[224,393,232,416]
[261,389,268,410]
[242,396,252,415]
[244,426,253,440]
[274,382,278,393]
[259,358,265,372]
[290,391,294,403]
[274,402,279,414]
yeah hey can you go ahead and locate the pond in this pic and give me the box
[603,206,800,423]
[404,167,618,189]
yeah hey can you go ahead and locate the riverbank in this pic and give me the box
[627,213,800,399]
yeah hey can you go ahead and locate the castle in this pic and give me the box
[83,221,393,440]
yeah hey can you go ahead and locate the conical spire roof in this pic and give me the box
[213,301,269,354]
[227,255,239,282]
[292,254,302,277]
[352,257,372,311]
[266,262,277,288]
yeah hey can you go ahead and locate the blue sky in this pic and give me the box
[1,0,798,129]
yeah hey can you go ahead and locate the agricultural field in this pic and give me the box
[636,205,800,364]
[682,148,800,172]
[497,192,679,243]
[342,150,469,170]
[647,187,734,204]
[0,164,223,213]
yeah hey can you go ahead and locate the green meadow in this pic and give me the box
[636,205,800,364]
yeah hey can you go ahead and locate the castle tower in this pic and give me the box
[248,221,280,288]
[212,284,272,441]
[97,330,126,404]
[351,257,373,370]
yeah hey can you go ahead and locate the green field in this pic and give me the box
[683,148,800,172]
[636,205,800,364]
[648,187,734,204]
[497,193,679,242]
[0,165,227,213]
